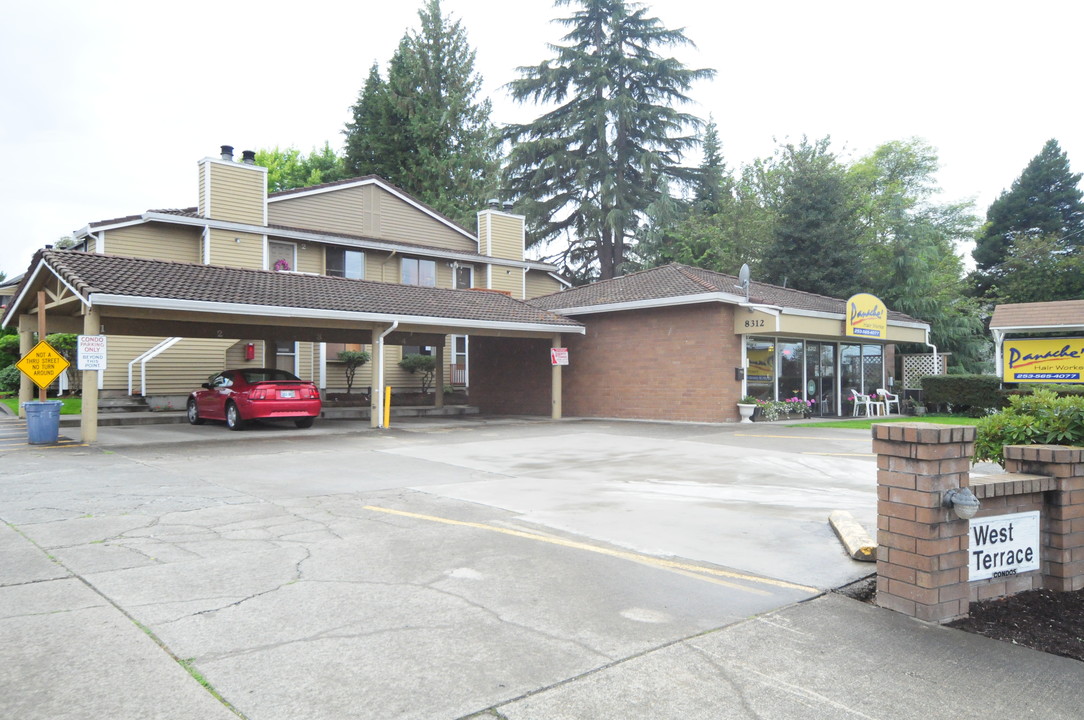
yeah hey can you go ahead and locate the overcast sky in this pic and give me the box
[2,0,1080,279]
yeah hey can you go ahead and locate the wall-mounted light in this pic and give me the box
[943,487,980,520]
[234,237,241,243]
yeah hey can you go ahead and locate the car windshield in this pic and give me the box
[240,369,302,383]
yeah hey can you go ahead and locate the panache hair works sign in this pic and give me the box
[845,294,887,339]
[1002,337,1084,383]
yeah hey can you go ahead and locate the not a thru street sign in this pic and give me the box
[16,340,71,390]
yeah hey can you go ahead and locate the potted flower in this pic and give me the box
[783,396,813,418]
[737,395,758,424]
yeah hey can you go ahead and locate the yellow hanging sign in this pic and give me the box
[1003,337,1084,383]
[845,294,887,339]
[16,341,71,390]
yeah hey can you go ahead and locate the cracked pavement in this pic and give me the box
[1,417,1080,719]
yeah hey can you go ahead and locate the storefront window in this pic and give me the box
[840,344,863,415]
[863,344,884,397]
[778,342,804,403]
[746,337,775,401]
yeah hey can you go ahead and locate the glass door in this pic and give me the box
[805,342,838,417]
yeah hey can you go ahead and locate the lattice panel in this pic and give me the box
[901,354,944,390]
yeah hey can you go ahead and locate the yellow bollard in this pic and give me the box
[383,386,392,428]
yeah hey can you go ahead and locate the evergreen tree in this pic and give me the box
[342,0,498,227]
[972,139,1084,296]
[502,0,714,279]
[761,137,863,298]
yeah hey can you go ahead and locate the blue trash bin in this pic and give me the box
[22,400,63,445]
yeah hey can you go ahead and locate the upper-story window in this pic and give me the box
[327,248,364,279]
[454,264,474,290]
[401,258,436,287]
[269,241,296,272]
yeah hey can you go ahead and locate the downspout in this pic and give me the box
[924,326,940,375]
[375,320,399,428]
[992,328,1005,381]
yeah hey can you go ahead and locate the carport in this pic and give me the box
[2,250,584,441]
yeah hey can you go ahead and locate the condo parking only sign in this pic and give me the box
[969,511,1040,581]
[78,335,107,371]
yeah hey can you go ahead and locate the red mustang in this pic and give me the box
[187,368,321,430]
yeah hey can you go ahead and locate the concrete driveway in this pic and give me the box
[5,416,1075,719]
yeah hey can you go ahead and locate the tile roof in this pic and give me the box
[30,250,582,330]
[530,263,920,323]
[990,300,1084,330]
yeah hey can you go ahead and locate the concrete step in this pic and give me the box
[58,405,480,427]
[97,397,151,413]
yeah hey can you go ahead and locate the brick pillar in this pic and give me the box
[873,423,976,622]
[1004,445,1084,592]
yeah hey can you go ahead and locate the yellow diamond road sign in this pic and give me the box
[16,341,71,390]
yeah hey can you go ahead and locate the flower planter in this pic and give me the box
[737,403,756,424]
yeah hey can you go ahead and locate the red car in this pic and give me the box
[187,368,321,430]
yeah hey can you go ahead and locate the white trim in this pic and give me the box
[76,219,145,236]
[201,226,210,264]
[92,231,103,254]
[200,156,269,174]
[269,177,477,245]
[989,323,1084,332]
[547,271,572,288]
[202,159,211,218]
[486,264,493,290]
[521,267,527,300]
[549,292,746,316]
[87,293,585,334]
[318,342,327,390]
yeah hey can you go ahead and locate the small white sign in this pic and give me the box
[77,335,107,371]
[550,347,569,366]
[969,511,1040,581]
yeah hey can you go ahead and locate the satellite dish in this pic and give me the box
[736,263,751,299]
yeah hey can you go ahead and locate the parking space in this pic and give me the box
[1,417,882,719]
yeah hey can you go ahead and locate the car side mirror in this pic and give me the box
[201,383,211,390]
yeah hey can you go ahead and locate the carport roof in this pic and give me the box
[989,299,1084,333]
[3,250,583,334]
[532,263,921,323]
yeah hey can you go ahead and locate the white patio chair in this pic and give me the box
[850,389,879,417]
[877,388,900,415]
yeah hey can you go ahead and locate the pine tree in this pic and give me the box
[502,0,714,279]
[972,139,1084,295]
[342,0,498,227]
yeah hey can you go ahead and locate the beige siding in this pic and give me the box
[206,162,265,224]
[208,229,263,268]
[270,183,476,252]
[488,265,523,298]
[297,341,315,382]
[525,270,562,299]
[483,212,525,261]
[296,243,323,274]
[103,224,201,263]
[323,344,455,394]
[102,336,235,394]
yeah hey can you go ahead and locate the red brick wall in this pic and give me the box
[561,304,743,423]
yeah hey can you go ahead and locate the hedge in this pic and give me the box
[920,375,1003,415]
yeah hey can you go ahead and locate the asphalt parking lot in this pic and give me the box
[3,416,1078,719]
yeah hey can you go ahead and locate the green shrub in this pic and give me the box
[398,353,436,393]
[0,365,20,393]
[921,375,1003,415]
[974,389,1084,466]
[0,334,19,366]
[336,350,371,396]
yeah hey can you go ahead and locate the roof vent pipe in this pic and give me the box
[220,145,234,161]
[502,200,514,212]
[241,150,256,165]
[487,198,499,209]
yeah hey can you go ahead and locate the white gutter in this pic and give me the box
[128,337,182,396]
[992,328,1005,380]
[375,321,399,429]
[88,294,585,335]
[924,327,941,376]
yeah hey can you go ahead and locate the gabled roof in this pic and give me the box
[990,300,1084,332]
[2,250,582,334]
[530,263,921,323]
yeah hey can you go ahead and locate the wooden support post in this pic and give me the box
[435,344,445,409]
[551,334,562,420]
[37,291,46,402]
[81,307,100,443]
[17,316,33,418]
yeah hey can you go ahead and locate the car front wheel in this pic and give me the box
[225,402,246,431]
[187,399,204,425]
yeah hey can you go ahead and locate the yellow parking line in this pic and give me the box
[363,505,817,595]
[736,433,868,441]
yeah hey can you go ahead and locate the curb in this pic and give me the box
[829,510,876,562]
